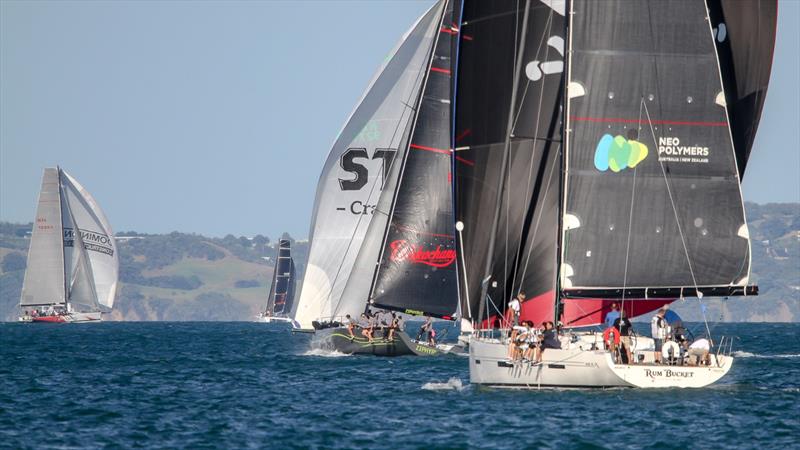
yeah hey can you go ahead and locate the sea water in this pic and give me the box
[1,322,797,449]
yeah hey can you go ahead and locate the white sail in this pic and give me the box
[293,3,443,328]
[60,170,119,310]
[61,183,101,312]
[19,168,66,307]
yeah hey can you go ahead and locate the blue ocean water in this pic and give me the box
[1,322,798,449]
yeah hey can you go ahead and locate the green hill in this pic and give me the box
[1,202,797,322]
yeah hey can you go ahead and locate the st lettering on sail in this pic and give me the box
[296,0,461,356]
[19,167,119,323]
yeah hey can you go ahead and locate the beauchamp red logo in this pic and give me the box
[389,240,455,268]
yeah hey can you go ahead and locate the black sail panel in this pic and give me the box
[708,0,777,176]
[562,0,752,296]
[370,0,459,319]
[454,0,565,323]
[270,239,294,316]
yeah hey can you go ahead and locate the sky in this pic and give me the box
[1,0,798,239]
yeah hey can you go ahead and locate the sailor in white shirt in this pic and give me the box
[688,338,712,366]
[508,292,525,326]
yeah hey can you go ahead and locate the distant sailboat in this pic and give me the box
[257,239,298,326]
[455,0,775,388]
[18,167,119,323]
[292,0,460,355]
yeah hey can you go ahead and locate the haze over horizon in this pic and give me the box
[2,0,798,239]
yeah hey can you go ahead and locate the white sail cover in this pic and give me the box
[293,3,442,328]
[60,170,119,310]
[20,168,66,307]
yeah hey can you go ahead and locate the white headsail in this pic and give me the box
[60,170,119,310]
[293,3,443,329]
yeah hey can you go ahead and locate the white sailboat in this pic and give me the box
[452,0,774,388]
[18,167,119,323]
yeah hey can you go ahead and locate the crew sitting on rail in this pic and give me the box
[507,324,527,360]
[522,321,539,362]
[359,313,374,343]
[537,321,561,363]
[344,314,356,339]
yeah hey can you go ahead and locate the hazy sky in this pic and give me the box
[2,0,798,238]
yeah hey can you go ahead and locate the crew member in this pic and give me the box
[605,303,620,329]
[651,307,669,363]
[613,310,634,364]
[508,292,524,326]
[688,337,712,366]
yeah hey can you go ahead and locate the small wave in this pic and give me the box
[421,377,465,392]
[733,351,800,359]
[300,348,350,358]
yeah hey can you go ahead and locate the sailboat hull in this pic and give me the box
[313,327,444,357]
[30,311,102,323]
[469,335,734,389]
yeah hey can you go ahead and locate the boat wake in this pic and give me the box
[300,348,350,358]
[421,377,466,392]
[733,351,800,359]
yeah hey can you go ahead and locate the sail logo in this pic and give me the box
[594,131,649,172]
[389,240,455,268]
[525,36,564,82]
[657,137,709,164]
[64,228,114,256]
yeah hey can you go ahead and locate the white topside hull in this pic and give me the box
[469,332,733,389]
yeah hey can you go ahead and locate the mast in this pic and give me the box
[476,0,532,324]
[58,167,68,307]
[554,0,572,325]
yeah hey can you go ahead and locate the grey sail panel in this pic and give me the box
[293,3,442,328]
[62,191,101,312]
[561,0,751,295]
[453,0,566,323]
[61,170,118,310]
[20,168,66,307]
[371,0,459,319]
[708,0,777,176]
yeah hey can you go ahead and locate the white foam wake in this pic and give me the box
[421,377,466,392]
[301,348,350,358]
[733,351,800,359]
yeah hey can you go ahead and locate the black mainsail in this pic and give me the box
[561,0,755,300]
[453,0,566,325]
[265,239,296,317]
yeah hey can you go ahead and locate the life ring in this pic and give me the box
[662,340,680,359]
[603,327,620,345]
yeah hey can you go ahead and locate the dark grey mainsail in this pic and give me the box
[265,239,296,317]
[561,0,755,298]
